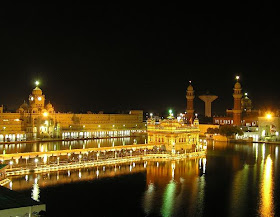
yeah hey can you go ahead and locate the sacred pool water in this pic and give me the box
[4,139,280,217]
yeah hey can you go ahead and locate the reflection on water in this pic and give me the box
[143,182,155,215]
[143,158,206,217]
[8,161,147,192]
[259,155,274,217]
[229,164,249,217]
[199,158,206,174]
[0,136,146,154]
[161,180,176,217]
[5,141,280,217]
[32,182,40,202]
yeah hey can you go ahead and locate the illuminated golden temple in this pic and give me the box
[147,112,200,153]
[0,82,145,142]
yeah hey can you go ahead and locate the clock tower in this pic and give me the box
[29,82,45,112]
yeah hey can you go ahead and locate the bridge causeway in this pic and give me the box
[5,151,206,176]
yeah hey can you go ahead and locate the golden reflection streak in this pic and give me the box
[229,164,249,217]
[143,182,155,215]
[259,155,274,217]
[32,183,40,202]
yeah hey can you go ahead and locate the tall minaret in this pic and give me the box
[186,81,195,123]
[232,76,242,126]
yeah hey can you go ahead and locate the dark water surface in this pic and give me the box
[7,141,280,217]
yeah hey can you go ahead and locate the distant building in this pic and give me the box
[0,83,145,142]
[258,112,280,141]
[213,77,259,127]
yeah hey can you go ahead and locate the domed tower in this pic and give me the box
[241,92,252,112]
[45,101,54,113]
[233,76,242,126]
[29,81,45,112]
[17,100,29,113]
[186,81,195,122]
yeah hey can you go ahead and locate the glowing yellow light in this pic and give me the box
[43,155,48,164]
[32,182,40,202]
[259,155,274,216]
[236,75,240,80]
[35,81,39,86]
[266,113,272,119]
[43,112,48,117]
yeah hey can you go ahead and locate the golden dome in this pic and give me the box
[234,82,241,89]
[32,87,42,95]
[46,102,53,109]
[187,84,194,91]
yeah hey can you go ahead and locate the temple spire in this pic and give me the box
[35,80,40,87]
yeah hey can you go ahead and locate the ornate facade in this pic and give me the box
[147,115,200,152]
[0,85,144,142]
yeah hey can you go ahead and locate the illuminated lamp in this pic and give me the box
[266,113,272,119]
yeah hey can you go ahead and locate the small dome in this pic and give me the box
[241,96,252,109]
[187,84,193,91]
[46,102,53,109]
[234,82,241,89]
[32,87,42,95]
[20,101,29,110]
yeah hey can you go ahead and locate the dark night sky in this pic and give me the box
[0,4,280,116]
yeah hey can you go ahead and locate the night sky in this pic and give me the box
[1,4,280,116]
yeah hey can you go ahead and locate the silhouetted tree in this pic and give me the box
[206,127,219,134]
[219,125,244,137]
